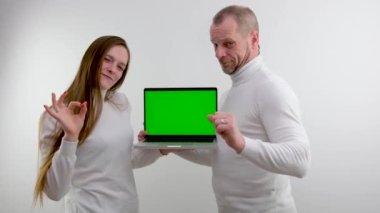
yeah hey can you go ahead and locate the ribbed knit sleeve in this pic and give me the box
[39,113,78,200]
[175,149,213,166]
[240,80,310,178]
[131,148,162,169]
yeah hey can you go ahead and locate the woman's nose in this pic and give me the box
[107,64,116,73]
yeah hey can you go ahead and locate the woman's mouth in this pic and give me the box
[102,73,113,81]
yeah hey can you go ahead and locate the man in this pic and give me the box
[175,5,311,213]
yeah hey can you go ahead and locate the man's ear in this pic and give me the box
[251,31,259,46]
[250,31,260,53]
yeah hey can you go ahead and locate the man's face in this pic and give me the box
[210,16,253,75]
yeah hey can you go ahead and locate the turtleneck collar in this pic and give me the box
[230,55,263,87]
[101,90,107,101]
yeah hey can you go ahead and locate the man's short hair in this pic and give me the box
[213,5,259,36]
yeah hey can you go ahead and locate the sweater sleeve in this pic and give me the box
[240,81,311,178]
[131,147,162,169]
[39,113,78,201]
[174,149,213,167]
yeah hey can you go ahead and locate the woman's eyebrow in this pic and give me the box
[105,54,127,68]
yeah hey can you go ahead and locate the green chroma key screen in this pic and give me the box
[144,88,217,135]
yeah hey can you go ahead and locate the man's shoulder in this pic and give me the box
[254,67,291,90]
[256,73,298,108]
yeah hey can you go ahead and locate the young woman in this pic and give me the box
[34,35,162,213]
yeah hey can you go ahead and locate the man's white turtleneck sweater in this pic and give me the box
[39,92,162,213]
[177,55,311,213]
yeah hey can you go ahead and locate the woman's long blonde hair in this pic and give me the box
[34,35,130,205]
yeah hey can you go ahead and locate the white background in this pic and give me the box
[1,0,379,212]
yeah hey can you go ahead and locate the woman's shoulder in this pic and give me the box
[108,92,131,112]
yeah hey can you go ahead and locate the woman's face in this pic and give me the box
[99,45,129,90]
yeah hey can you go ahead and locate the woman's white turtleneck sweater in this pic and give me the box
[39,92,161,213]
[176,55,311,213]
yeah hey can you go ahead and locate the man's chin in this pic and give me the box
[220,62,236,74]
[222,67,236,75]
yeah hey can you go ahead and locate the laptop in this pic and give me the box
[134,87,217,149]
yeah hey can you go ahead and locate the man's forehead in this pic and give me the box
[211,16,238,30]
[210,24,240,43]
[210,33,235,43]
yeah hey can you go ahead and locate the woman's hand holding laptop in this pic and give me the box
[137,130,171,155]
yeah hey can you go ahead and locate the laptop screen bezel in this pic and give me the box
[143,87,217,141]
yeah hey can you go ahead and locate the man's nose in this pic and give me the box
[215,47,226,60]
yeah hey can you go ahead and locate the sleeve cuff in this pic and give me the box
[240,137,261,157]
[154,149,165,157]
[59,139,78,157]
